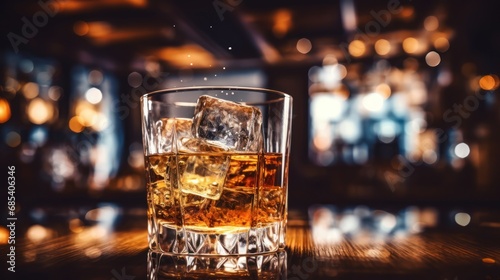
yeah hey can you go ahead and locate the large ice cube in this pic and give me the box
[192,95,263,152]
[178,138,230,200]
[155,118,193,153]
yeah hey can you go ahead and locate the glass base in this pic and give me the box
[149,221,285,255]
[148,249,287,280]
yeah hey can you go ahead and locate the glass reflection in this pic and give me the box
[308,205,439,244]
[148,250,287,280]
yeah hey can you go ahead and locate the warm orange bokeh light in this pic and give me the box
[434,37,450,52]
[375,83,392,99]
[348,40,366,57]
[73,21,89,36]
[69,116,85,133]
[0,98,11,123]
[400,6,415,19]
[87,22,112,37]
[22,82,39,99]
[374,39,391,56]
[402,37,419,54]
[0,227,9,244]
[479,75,499,91]
[273,9,292,37]
[296,38,312,54]
[424,16,439,31]
[27,98,54,125]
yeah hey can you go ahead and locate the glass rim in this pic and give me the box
[140,86,292,105]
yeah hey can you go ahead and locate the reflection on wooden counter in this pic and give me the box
[11,222,500,279]
[148,250,287,279]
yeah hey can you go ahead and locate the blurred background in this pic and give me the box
[1,0,500,242]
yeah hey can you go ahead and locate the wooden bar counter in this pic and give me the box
[6,214,500,280]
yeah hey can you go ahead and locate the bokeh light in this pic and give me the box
[319,64,347,87]
[273,9,292,37]
[88,70,104,85]
[128,72,143,88]
[69,116,85,133]
[6,131,21,147]
[313,130,332,151]
[482,258,496,264]
[337,64,348,80]
[48,86,63,101]
[5,77,21,94]
[374,39,391,56]
[0,227,9,244]
[75,101,99,127]
[378,212,397,233]
[376,120,397,143]
[423,150,438,164]
[479,74,499,90]
[424,16,439,31]
[27,98,54,124]
[69,218,84,233]
[454,142,470,158]
[296,38,312,54]
[90,113,109,131]
[454,212,471,226]
[79,109,97,127]
[425,51,441,67]
[375,83,391,99]
[322,54,338,65]
[400,6,415,19]
[339,214,360,233]
[85,87,103,104]
[402,37,419,54]
[20,59,34,73]
[87,21,112,38]
[434,37,450,52]
[26,225,51,243]
[362,92,385,113]
[348,40,366,57]
[84,247,102,259]
[0,98,11,123]
[339,119,361,143]
[23,82,39,99]
[73,21,89,36]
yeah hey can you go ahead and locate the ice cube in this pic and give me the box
[178,138,230,200]
[155,118,193,153]
[192,95,263,152]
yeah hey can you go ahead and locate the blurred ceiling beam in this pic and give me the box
[55,0,148,14]
[154,0,264,61]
